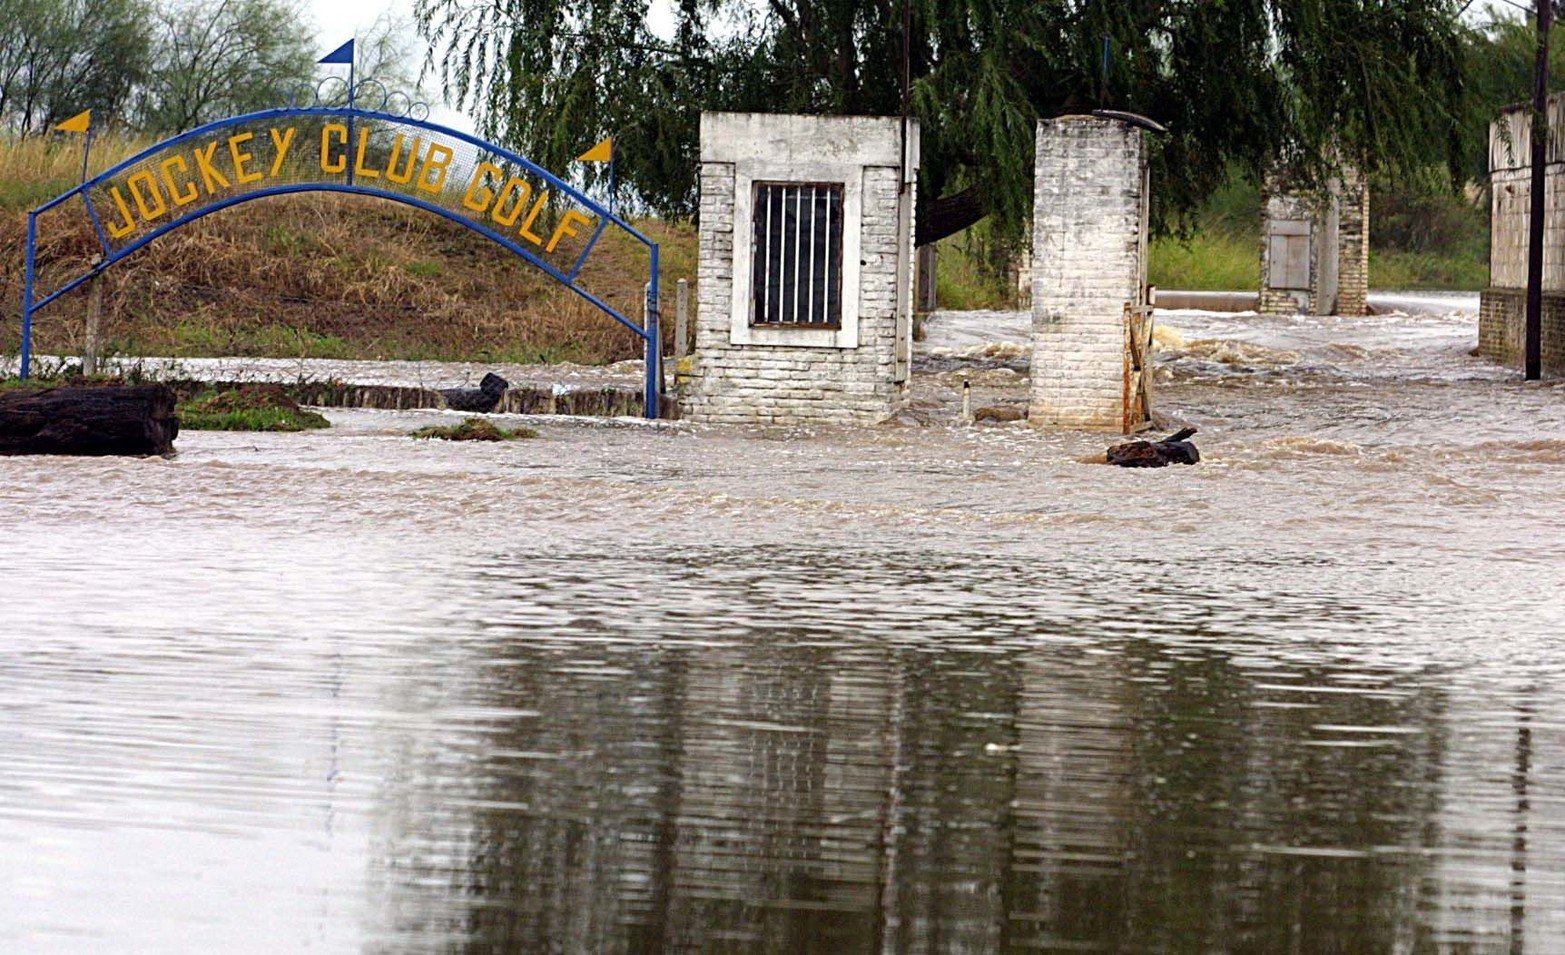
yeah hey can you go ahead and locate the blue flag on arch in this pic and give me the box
[319,39,354,65]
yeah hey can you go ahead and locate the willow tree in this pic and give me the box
[414,0,1466,246]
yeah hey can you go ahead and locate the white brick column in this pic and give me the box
[1029,116,1148,431]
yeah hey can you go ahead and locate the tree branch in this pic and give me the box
[916,185,989,246]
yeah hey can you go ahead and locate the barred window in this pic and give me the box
[751,182,843,327]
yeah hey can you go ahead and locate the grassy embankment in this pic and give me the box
[0,133,696,367]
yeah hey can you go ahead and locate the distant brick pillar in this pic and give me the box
[1029,116,1149,431]
[1336,173,1370,316]
[1259,178,1344,316]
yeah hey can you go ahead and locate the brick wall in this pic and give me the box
[1479,289,1565,374]
[1488,97,1565,292]
[1336,173,1370,316]
[682,113,916,425]
[1029,116,1147,431]
[1480,94,1565,377]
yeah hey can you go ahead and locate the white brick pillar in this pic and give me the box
[1029,116,1149,431]
[682,112,919,425]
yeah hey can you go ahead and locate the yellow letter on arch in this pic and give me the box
[462,162,505,214]
[159,156,198,206]
[417,144,454,194]
[125,170,167,221]
[546,209,594,253]
[320,124,348,174]
[228,131,263,185]
[490,178,535,228]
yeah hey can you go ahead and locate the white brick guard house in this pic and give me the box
[682,112,919,424]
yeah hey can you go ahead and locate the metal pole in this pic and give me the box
[1526,0,1551,381]
[675,278,689,362]
[346,48,357,188]
[21,213,37,380]
[80,131,99,376]
[80,125,93,184]
[609,151,617,217]
[644,260,662,420]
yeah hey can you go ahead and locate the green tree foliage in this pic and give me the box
[0,0,422,139]
[0,0,153,133]
[1456,5,1565,185]
[415,0,1468,245]
[133,0,316,134]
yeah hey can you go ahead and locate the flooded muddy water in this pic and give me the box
[4,305,1565,952]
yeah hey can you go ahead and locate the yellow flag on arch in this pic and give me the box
[54,110,92,134]
[577,137,613,163]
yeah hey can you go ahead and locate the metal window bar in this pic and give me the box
[752,182,843,327]
[792,185,802,323]
[822,189,834,321]
[807,187,816,322]
[762,187,773,322]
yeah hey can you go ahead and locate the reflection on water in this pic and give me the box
[4,307,1565,951]
[371,548,1520,953]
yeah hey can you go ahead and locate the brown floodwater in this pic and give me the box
[4,304,1565,952]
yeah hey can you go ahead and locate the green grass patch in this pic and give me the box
[934,237,1016,310]
[161,322,353,359]
[0,376,62,392]
[410,418,537,441]
[1150,233,1260,291]
[1369,248,1488,291]
[182,406,331,431]
[178,385,330,432]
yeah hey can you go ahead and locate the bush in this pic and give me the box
[179,385,329,431]
[410,418,537,441]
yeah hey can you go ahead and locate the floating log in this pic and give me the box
[973,404,1026,423]
[0,384,179,456]
[1106,426,1200,468]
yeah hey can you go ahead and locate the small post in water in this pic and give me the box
[83,255,104,377]
[962,379,972,423]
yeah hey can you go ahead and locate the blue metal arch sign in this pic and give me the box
[21,106,663,417]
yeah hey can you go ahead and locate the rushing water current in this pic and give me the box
[4,303,1565,952]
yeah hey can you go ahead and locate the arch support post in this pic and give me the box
[20,212,37,380]
[644,266,663,420]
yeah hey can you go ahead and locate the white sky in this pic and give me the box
[300,0,678,134]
